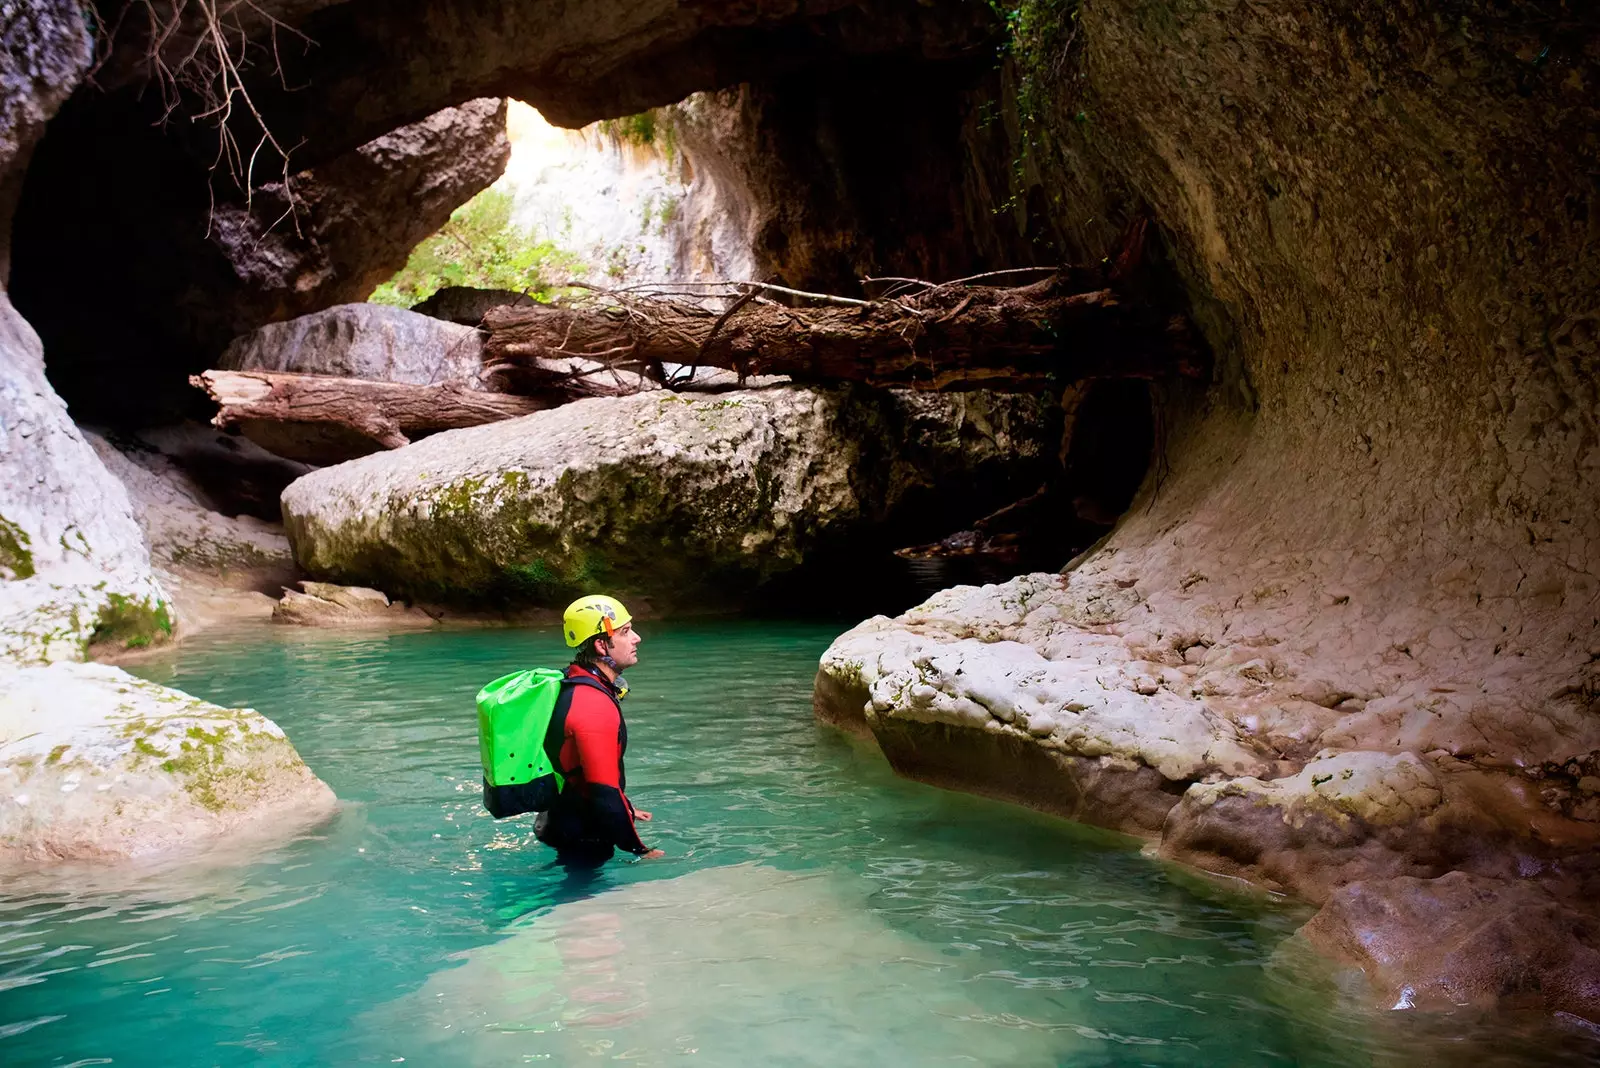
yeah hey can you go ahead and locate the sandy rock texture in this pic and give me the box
[221,303,486,389]
[272,580,435,628]
[0,661,335,865]
[282,386,1048,609]
[87,426,304,633]
[818,562,1600,1017]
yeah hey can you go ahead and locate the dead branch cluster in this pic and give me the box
[91,0,315,233]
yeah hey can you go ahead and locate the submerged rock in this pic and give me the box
[1299,871,1600,1020]
[0,661,335,865]
[220,303,486,389]
[272,580,435,628]
[280,386,1049,609]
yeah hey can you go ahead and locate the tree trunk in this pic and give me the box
[483,275,1207,391]
[191,370,554,464]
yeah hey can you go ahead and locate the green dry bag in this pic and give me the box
[476,667,566,819]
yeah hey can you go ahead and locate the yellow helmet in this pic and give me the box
[562,594,633,648]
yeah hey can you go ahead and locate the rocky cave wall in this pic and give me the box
[1043,0,1600,780]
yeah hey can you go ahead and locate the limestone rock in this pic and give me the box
[220,304,486,389]
[1299,872,1600,1020]
[0,292,170,663]
[819,582,1268,835]
[281,387,1049,608]
[87,428,296,585]
[272,581,435,628]
[0,661,335,865]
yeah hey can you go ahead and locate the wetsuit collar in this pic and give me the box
[567,662,626,700]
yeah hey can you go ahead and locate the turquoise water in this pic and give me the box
[3,623,1595,1066]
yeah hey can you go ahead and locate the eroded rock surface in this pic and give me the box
[221,304,486,388]
[282,387,1049,609]
[0,293,170,663]
[273,580,435,628]
[0,661,335,865]
[1299,871,1600,1020]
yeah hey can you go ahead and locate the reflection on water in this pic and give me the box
[1,623,1595,1066]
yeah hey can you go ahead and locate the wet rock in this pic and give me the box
[1299,872,1600,1020]
[272,581,434,628]
[818,583,1268,835]
[0,661,335,865]
[1158,751,1449,898]
[220,303,487,389]
[281,387,1049,610]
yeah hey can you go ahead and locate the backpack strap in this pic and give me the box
[561,674,620,708]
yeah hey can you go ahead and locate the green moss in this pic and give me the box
[132,737,167,760]
[159,725,241,812]
[0,513,35,580]
[45,744,71,765]
[90,594,174,652]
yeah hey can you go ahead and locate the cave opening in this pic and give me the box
[1063,379,1156,530]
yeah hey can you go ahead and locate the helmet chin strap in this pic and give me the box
[591,635,628,696]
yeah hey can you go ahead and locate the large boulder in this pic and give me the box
[220,303,486,388]
[0,661,335,865]
[281,386,1050,609]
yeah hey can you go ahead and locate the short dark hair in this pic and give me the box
[573,633,610,669]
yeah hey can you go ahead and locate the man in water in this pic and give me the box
[534,595,665,866]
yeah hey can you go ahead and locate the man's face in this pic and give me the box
[605,622,642,669]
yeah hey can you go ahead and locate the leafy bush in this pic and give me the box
[368,188,581,308]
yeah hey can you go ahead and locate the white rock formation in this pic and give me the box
[0,292,168,663]
[0,6,333,870]
[0,661,335,864]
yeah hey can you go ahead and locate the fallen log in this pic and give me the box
[483,274,1207,392]
[191,370,554,464]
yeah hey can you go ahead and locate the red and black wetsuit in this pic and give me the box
[533,664,650,864]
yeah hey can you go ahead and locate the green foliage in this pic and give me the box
[987,0,1081,215]
[368,187,581,308]
[0,513,35,580]
[598,109,680,161]
[993,0,1079,129]
[90,594,174,651]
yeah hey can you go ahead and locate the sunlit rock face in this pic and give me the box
[0,661,335,866]
[280,387,1051,611]
[498,100,757,287]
